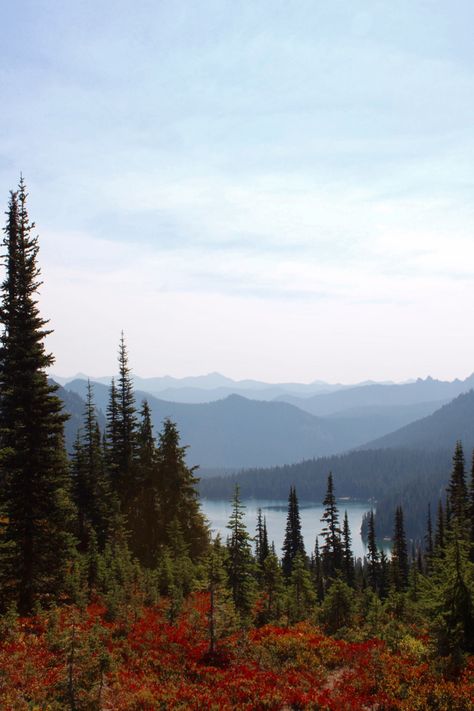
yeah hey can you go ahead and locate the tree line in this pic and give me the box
[0,180,473,679]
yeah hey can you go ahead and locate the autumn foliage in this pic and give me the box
[0,593,473,710]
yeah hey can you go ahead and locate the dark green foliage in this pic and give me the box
[0,181,76,613]
[281,486,306,577]
[319,576,355,635]
[312,537,324,602]
[320,473,342,581]
[435,499,446,555]
[391,506,409,592]
[287,551,316,623]
[72,381,112,551]
[255,508,269,568]
[258,550,285,624]
[447,440,468,534]
[226,486,256,620]
[366,510,379,593]
[341,511,354,587]
[155,418,209,560]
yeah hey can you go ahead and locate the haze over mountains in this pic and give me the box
[56,372,474,470]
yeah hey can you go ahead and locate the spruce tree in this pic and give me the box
[435,499,446,555]
[391,505,409,592]
[366,509,379,593]
[156,418,209,560]
[0,180,76,613]
[447,440,468,534]
[72,381,111,551]
[341,510,354,587]
[281,486,306,578]
[320,472,342,580]
[425,503,434,568]
[226,485,256,620]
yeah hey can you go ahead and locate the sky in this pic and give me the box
[1,1,474,383]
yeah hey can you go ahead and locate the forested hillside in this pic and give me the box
[1,183,474,709]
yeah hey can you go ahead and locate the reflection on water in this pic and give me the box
[201,498,371,559]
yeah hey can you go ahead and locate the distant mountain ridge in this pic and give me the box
[277,374,474,416]
[51,371,396,402]
[62,379,453,469]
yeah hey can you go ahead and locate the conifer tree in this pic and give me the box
[320,472,342,580]
[0,180,76,613]
[435,499,446,555]
[366,510,379,593]
[156,418,209,560]
[282,486,306,577]
[391,506,409,592]
[287,551,316,622]
[425,503,434,567]
[111,334,138,506]
[470,450,474,562]
[259,549,285,624]
[447,441,468,534]
[72,381,111,551]
[342,511,354,587]
[379,550,389,600]
[226,486,256,620]
[313,537,324,602]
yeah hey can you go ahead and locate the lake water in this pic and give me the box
[201,498,371,560]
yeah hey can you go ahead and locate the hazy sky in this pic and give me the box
[1,1,474,382]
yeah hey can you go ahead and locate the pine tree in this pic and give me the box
[287,551,316,623]
[72,381,111,551]
[320,472,342,580]
[281,486,306,578]
[156,418,209,560]
[226,486,256,621]
[425,503,434,568]
[128,400,161,566]
[313,537,324,602]
[259,550,285,624]
[342,511,354,587]
[391,506,409,592]
[111,334,138,506]
[0,180,76,613]
[447,441,468,535]
[366,510,379,593]
[435,499,446,555]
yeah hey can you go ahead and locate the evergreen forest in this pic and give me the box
[1,181,474,709]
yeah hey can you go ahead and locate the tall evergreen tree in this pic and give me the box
[391,505,409,592]
[425,503,434,565]
[156,418,209,560]
[0,180,76,613]
[281,486,306,578]
[366,509,379,593]
[447,440,468,534]
[255,508,269,568]
[113,334,138,505]
[72,381,112,551]
[435,499,446,555]
[226,486,256,620]
[320,472,342,580]
[341,511,354,587]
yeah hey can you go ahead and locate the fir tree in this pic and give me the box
[113,334,138,505]
[281,486,306,578]
[391,506,409,592]
[287,551,316,623]
[342,511,354,587]
[366,510,379,593]
[447,440,468,534]
[320,472,342,580]
[0,180,76,613]
[435,499,446,555]
[156,418,209,560]
[313,537,324,602]
[425,503,434,568]
[226,486,256,620]
[72,381,111,551]
[259,550,285,624]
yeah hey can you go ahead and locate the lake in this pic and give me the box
[201,498,371,560]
